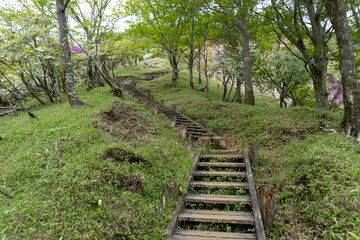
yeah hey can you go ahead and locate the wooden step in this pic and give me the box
[201,155,244,159]
[211,149,240,154]
[189,181,248,189]
[193,171,246,178]
[185,194,251,204]
[178,209,255,225]
[171,230,256,240]
[197,162,245,168]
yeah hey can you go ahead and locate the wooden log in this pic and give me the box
[212,136,227,150]
[180,124,188,139]
[249,142,259,168]
[198,137,211,148]
[200,119,207,127]
[170,116,177,128]
[181,108,185,115]
[244,150,266,239]
[172,104,176,110]
[215,126,223,136]
[259,184,275,229]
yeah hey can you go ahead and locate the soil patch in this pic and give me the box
[102,147,149,165]
[94,101,156,141]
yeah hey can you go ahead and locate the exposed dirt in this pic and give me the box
[102,147,149,165]
[103,171,144,194]
[94,101,156,141]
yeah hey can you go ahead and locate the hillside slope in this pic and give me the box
[0,86,194,239]
[137,70,360,239]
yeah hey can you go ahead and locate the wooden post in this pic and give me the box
[170,116,177,128]
[249,142,259,168]
[215,127,223,136]
[140,86,143,92]
[181,108,185,115]
[154,105,160,115]
[259,185,275,229]
[200,119,207,128]
[199,137,211,148]
[131,80,136,87]
[212,136,227,150]
[187,133,193,142]
[161,100,165,106]
[180,124,188,139]
[172,104,176,110]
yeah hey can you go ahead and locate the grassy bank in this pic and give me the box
[137,70,360,239]
[0,86,194,239]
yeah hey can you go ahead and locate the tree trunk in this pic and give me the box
[56,0,84,107]
[241,9,255,105]
[204,50,209,97]
[350,0,360,31]
[43,14,61,104]
[323,0,360,140]
[169,54,179,83]
[198,52,202,84]
[189,59,194,89]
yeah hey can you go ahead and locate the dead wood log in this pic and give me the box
[259,184,275,229]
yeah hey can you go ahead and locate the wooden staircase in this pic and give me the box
[122,82,265,239]
[165,150,265,240]
[123,82,217,140]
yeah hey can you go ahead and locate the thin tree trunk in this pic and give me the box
[198,52,202,84]
[226,78,235,102]
[19,72,47,105]
[241,9,255,105]
[350,0,360,31]
[43,14,61,104]
[189,58,194,89]
[323,0,360,140]
[0,69,27,101]
[204,50,209,97]
[56,0,84,107]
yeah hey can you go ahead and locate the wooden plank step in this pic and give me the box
[189,181,248,189]
[197,162,245,168]
[178,209,255,225]
[185,194,251,204]
[211,149,240,154]
[189,132,213,136]
[193,171,246,178]
[171,230,256,240]
[187,128,207,132]
[201,155,244,159]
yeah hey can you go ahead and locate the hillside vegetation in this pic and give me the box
[137,68,360,239]
[1,64,360,239]
[0,86,194,239]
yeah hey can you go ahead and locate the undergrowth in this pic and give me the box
[136,69,360,239]
[0,86,194,239]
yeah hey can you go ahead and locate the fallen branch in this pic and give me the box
[0,105,39,117]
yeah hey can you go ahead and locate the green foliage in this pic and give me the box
[0,86,194,239]
[134,67,360,238]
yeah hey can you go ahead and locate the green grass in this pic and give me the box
[114,57,188,79]
[134,69,360,239]
[0,86,194,239]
